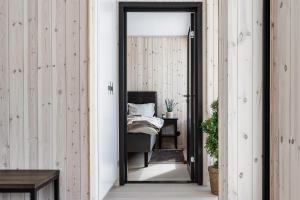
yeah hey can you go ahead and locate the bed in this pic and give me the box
[127,91,163,167]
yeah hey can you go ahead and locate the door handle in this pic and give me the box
[183,94,196,98]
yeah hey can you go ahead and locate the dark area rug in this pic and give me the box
[149,149,186,164]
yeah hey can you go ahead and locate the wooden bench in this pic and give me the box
[0,170,59,200]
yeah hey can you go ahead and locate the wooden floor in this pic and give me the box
[128,163,191,181]
[128,152,190,181]
[104,184,218,200]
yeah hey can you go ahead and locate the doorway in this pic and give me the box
[119,2,203,185]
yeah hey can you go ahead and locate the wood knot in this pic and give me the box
[239,172,243,178]
[280,2,283,8]
[238,32,244,42]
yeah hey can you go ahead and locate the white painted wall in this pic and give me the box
[97,0,119,197]
[90,0,119,199]
[127,12,191,36]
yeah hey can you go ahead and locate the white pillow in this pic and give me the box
[128,103,155,117]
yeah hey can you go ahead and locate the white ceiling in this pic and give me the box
[127,12,191,36]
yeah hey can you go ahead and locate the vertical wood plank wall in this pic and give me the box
[270,0,300,199]
[218,0,229,199]
[219,0,263,199]
[127,36,188,148]
[203,0,219,185]
[205,0,219,114]
[289,1,300,199]
[0,0,89,200]
[270,1,279,199]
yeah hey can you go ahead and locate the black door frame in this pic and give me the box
[119,2,203,185]
[262,0,270,199]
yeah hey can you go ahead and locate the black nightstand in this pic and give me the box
[159,117,180,149]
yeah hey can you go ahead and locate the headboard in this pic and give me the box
[127,91,157,117]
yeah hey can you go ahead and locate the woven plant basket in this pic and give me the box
[208,166,219,195]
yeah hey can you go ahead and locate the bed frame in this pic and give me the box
[127,91,158,167]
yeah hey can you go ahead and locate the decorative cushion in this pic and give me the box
[128,103,155,117]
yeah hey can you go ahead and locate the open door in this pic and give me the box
[119,3,203,184]
[186,12,196,181]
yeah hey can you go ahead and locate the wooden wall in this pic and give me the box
[205,0,218,112]
[0,0,89,199]
[127,36,188,148]
[218,0,263,199]
[202,0,219,185]
[270,0,300,199]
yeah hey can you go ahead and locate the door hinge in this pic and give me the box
[190,156,195,163]
[189,31,195,39]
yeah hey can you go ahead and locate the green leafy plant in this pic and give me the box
[201,100,218,167]
[165,99,178,112]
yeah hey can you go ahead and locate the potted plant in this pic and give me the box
[201,100,218,195]
[165,99,178,118]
